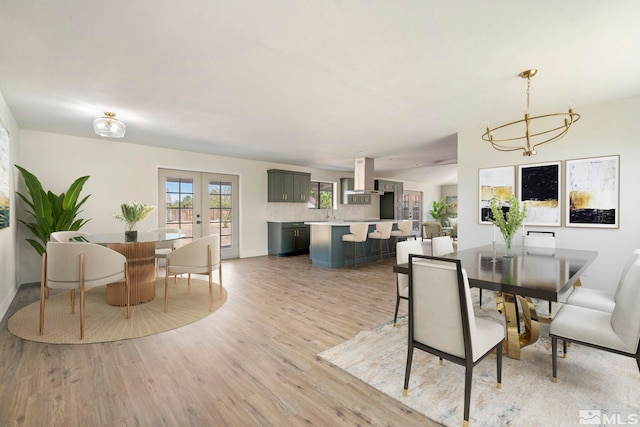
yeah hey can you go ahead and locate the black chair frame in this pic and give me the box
[403,254,503,425]
[551,334,640,382]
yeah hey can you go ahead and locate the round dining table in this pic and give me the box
[74,232,184,306]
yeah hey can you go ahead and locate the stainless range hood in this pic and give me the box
[345,157,383,195]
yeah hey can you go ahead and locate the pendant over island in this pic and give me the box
[304,219,411,268]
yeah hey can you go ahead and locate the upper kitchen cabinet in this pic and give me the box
[340,178,371,205]
[375,179,403,202]
[375,179,396,192]
[394,182,403,204]
[268,169,311,203]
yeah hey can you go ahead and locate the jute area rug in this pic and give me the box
[319,295,639,427]
[7,277,227,344]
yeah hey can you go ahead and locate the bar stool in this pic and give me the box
[390,221,414,253]
[368,222,393,260]
[342,223,368,266]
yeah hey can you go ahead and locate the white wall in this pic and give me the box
[457,95,640,291]
[0,90,19,319]
[16,130,385,284]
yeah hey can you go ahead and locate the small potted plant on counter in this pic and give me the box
[113,202,155,242]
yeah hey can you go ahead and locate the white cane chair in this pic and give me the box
[40,241,130,340]
[149,227,182,273]
[50,231,90,242]
[48,231,91,305]
[164,234,222,312]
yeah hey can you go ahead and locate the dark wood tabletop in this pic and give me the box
[394,244,598,302]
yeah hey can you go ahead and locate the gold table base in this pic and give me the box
[495,292,540,359]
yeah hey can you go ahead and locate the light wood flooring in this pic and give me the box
[0,253,442,427]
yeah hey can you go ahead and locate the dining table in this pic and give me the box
[71,231,184,306]
[394,243,598,359]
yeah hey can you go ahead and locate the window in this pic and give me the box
[308,181,334,209]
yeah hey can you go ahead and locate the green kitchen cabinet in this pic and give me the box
[268,169,311,202]
[268,222,310,256]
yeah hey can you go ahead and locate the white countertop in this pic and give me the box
[305,219,409,226]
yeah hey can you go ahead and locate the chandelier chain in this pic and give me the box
[525,75,531,115]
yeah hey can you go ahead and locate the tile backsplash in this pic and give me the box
[266,199,380,222]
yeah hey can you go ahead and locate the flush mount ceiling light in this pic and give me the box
[93,112,126,138]
[482,69,580,156]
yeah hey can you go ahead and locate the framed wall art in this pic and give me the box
[565,155,619,228]
[518,161,561,226]
[445,195,458,214]
[479,165,515,224]
[0,120,9,230]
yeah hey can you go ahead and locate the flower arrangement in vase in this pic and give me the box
[486,194,526,257]
[113,202,155,242]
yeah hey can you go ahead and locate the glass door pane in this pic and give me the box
[202,172,239,258]
[159,169,238,258]
[164,178,195,239]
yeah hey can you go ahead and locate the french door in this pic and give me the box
[402,190,423,237]
[158,169,239,259]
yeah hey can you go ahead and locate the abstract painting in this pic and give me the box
[0,120,9,229]
[566,155,619,228]
[518,161,561,226]
[479,166,515,224]
[445,195,458,214]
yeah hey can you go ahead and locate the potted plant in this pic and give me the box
[113,202,155,242]
[15,165,91,255]
[429,198,450,223]
[486,194,527,257]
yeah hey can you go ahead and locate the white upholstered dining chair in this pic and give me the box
[523,231,556,313]
[394,239,424,326]
[403,254,504,426]
[164,234,222,312]
[431,235,454,257]
[40,241,130,340]
[550,252,640,382]
[565,249,640,313]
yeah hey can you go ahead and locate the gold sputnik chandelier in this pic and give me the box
[482,69,580,156]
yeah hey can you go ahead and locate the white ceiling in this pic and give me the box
[1,1,639,185]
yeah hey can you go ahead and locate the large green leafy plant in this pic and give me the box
[487,194,527,254]
[429,198,450,222]
[15,165,91,255]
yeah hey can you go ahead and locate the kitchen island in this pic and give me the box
[304,220,409,268]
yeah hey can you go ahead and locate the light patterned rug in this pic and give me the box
[7,277,227,344]
[319,296,639,427]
